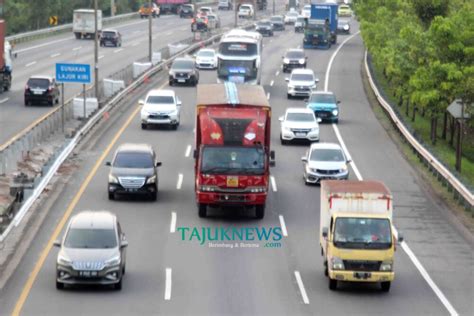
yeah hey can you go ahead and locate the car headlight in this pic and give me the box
[283,126,291,132]
[340,164,348,172]
[311,84,317,89]
[332,109,339,116]
[109,174,119,184]
[309,168,318,173]
[299,59,305,64]
[200,185,217,192]
[331,256,344,270]
[310,127,319,132]
[57,254,72,266]
[141,108,150,116]
[146,175,157,184]
[288,84,295,89]
[380,260,393,271]
[283,58,290,64]
[169,109,179,116]
[105,255,121,267]
[168,71,175,76]
[249,186,266,193]
[344,25,349,30]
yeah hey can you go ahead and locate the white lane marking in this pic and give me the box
[165,31,173,36]
[297,45,301,49]
[98,55,104,60]
[72,46,82,51]
[270,176,277,192]
[133,30,140,34]
[25,61,37,67]
[170,212,177,233]
[185,145,192,158]
[164,268,172,300]
[181,27,187,31]
[176,173,183,190]
[50,53,61,58]
[153,35,158,40]
[270,80,274,86]
[325,30,459,316]
[15,37,73,54]
[0,98,9,104]
[266,92,270,100]
[114,48,124,53]
[294,271,310,304]
[132,42,140,47]
[279,215,288,237]
[275,70,280,76]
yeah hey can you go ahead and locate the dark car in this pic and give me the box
[180,4,194,18]
[169,57,199,86]
[54,211,128,290]
[100,29,122,47]
[255,20,274,36]
[282,48,307,73]
[106,143,162,201]
[337,19,351,34]
[24,76,60,106]
[270,15,285,31]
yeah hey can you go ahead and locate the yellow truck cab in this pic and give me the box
[320,180,403,292]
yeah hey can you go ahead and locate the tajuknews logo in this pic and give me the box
[176,226,284,248]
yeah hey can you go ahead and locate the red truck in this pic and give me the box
[194,83,275,219]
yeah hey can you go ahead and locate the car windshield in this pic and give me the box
[258,21,271,27]
[27,78,50,88]
[286,112,315,122]
[114,152,154,168]
[334,218,392,249]
[65,228,117,249]
[146,95,174,104]
[102,31,117,38]
[338,20,349,26]
[172,60,193,69]
[291,73,313,81]
[271,17,282,22]
[340,5,350,10]
[310,93,336,104]
[201,146,265,175]
[286,50,304,59]
[310,148,344,162]
[198,50,215,57]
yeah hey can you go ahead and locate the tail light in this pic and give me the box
[48,87,53,92]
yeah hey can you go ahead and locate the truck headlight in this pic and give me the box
[332,109,339,116]
[283,58,290,64]
[249,186,266,193]
[344,25,349,30]
[57,254,72,266]
[146,175,157,184]
[105,255,121,267]
[200,185,217,192]
[380,260,393,271]
[109,174,119,184]
[331,257,344,270]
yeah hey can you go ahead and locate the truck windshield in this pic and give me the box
[201,146,265,175]
[333,218,392,249]
[217,59,258,82]
[219,42,258,56]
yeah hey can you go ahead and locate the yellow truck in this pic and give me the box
[320,180,403,292]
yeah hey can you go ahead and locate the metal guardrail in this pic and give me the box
[364,50,474,211]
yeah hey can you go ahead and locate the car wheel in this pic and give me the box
[381,281,391,292]
[150,190,157,201]
[280,135,287,145]
[198,203,207,218]
[329,278,337,291]
[333,118,339,124]
[122,265,126,275]
[287,93,291,99]
[141,123,147,130]
[108,192,115,200]
[169,80,173,86]
[255,205,265,219]
[56,281,64,290]
[114,278,122,291]
[49,99,54,106]
[172,123,178,130]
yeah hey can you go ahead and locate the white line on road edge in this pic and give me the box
[114,48,124,53]
[177,173,183,190]
[275,70,279,76]
[279,215,288,237]
[170,212,177,233]
[0,98,9,104]
[50,53,61,58]
[72,46,82,51]
[165,268,172,300]
[294,271,309,304]
[98,55,104,60]
[270,176,277,192]
[131,42,140,47]
[25,61,36,67]
[15,37,73,54]
[270,80,274,86]
[185,145,192,157]
[325,30,458,316]
[266,92,270,100]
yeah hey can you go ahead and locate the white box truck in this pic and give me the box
[320,180,403,292]
[73,9,103,39]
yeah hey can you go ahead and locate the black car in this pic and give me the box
[107,143,162,201]
[24,76,60,106]
[255,20,274,36]
[337,19,351,34]
[270,15,285,31]
[169,57,199,86]
[100,29,122,47]
[282,49,307,73]
[180,4,194,18]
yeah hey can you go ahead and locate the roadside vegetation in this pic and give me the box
[354,0,474,187]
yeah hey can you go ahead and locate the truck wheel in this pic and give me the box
[381,281,391,292]
[328,278,337,290]
[75,32,81,39]
[114,278,122,291]
[198,204,207,218]
[56,281,64,290]
[255,205,265,219]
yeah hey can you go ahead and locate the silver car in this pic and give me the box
[286,68,319,98]
[279,107,321,144]
[54,211,128,290]
[301,143,350,184]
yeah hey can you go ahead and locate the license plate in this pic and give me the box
[126,188,138,192]
[178,79,186,83]
[79,271,98,278]
[226,176,238,187]
[295,132,306,137]
[33,90,44,95]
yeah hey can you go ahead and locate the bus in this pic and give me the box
[217,29,263,85]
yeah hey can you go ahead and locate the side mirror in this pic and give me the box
[315,78,320,83]
[285,78,289,82]
[138,100,145,106]
[269,150,276,167]
[121,240,129,248]
[177,99,182,106]
[317,118,322,123]
[322,227,328,238]
[337,100,341,104]
[305,56,308,59]
[105,161,111,166]
[301,156,307,162]
[278,116,284,122]
[156,161,162,167]
[397,232,404,243]
[53,240,61,247]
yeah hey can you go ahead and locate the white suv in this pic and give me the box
[238,4,254,18]
[279,107,321,144]
[140,90,181,130]
[286,68,319,98]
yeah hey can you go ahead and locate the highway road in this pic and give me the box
[0,11,472,316]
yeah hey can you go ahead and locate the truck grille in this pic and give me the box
[119,177,146,189]
[343,260,381,271]
[72,261,105,271]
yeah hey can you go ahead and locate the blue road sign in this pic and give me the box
[56,63,91,84]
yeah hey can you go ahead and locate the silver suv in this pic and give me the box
[286,68,319,98]
[54,211,128,290]
[301,143,350,184]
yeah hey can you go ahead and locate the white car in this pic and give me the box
[140,89,181,130]
[238,4,254,18]
[301,143,350,185]
[279,108,321,144]
[284,11,299,24]
[195,48,218,69]
[286,68,319,98]
[302,5,311,18]
[199,6,214,15]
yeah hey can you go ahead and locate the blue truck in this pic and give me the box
[303,1,338,49]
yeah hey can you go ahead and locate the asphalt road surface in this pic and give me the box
[0,13,472,316]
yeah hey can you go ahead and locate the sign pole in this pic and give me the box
[83,84,86,119]
[61,83,65,133]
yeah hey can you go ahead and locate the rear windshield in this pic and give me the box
[27,78,50,88]
[182,5,193,10]
[172,60,194,69]
[114,152,154,168]
[102,31,117,38]
[146,95,174,104]
[271,17,283,22]
[65,228,117,249]
[310,93,336,103]
[257,21,271,26]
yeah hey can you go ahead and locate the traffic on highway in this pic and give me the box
[0,1,472,316]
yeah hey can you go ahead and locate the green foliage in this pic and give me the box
[411,0,450,27]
